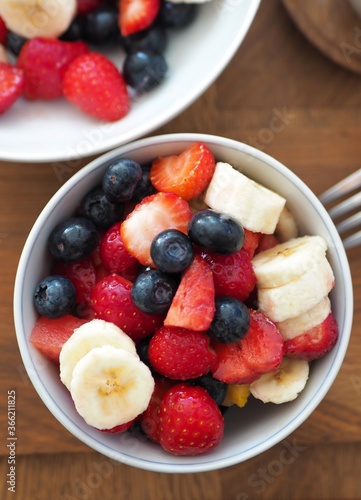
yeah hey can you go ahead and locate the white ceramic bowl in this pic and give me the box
[14,133,353,473]
[0,1,260,163]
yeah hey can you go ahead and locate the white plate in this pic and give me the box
[0,0,261,163]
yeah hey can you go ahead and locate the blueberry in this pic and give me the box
[83,5,120,46]
[60,15,85,41]
[207,296,250,343]
[150,229,194,273]
[131,163,157,202]
[81,186,124,229]
[6,32,27,56]
[123,50,168,93]
[158,2,198,29]
[34,275,76,318]
[131,268,178,314]
[102,158,143,203]
[193,373,227,406]
[123,25,167,54]
[48,217,99,262]
[188,210,245,254]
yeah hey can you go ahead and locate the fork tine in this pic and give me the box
[342,229,361,250]
[319,168,361,204]
[328,191,361,218]
[336,210,361,234]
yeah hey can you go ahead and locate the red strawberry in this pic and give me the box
[139,376,174,442]
[0,16,8,45]
[211,309,284,384]
[255,233,280,253]
[158,383,224,456]
[63,52,130,122]
[164,255,215,331]
[0,63,24,114]
[99,222,139,275]
[150,142,216,201]
[243,229,260,257]
[90,273,164,341]
[77,0,103,15]
[52,256,97,309]
[29,315,87,364]
[200,248,256,302]
[17,38,89,100]
[120,192,192,267]
[284,312,339,361]
[99,418,136,434]
[119,0,160,37]
[148,326,216,380]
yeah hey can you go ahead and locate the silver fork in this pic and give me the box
[319,168,361,250]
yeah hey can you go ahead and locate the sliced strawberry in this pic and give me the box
[211,310,284,384]
[158,383,224,456]
[29,315,87,364]
[0,16,8,45]
[164,255,215,331]
[77,0,103,15]
[99,222,139,275]
[52,256,97,307]
[0,63,24,114]
[148,326,216,380]
[98,418,136,434]
[90,273,164,341]
[150,142,216,201]
[284,312,339,361]
[63,52,129,122]
[200,248,256,302]
[139,376,174,442]
[17,38,89,100]
[120,192,192,267]
[255,233,280,254]
[119,0,160,36]
[243,229,260,257]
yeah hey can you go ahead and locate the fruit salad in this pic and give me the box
[0,0,208,119]
[29,142,339,456]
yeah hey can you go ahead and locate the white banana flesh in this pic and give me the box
[203,162,286,234]
[276,296,331,340]
[252,235,328,288]
[0,0,76,39]
[70,345,154,430]
[59,319,138,391]
[249,357,309,404]
[275,206,299,242]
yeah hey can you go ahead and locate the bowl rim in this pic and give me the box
[13,133,354,473]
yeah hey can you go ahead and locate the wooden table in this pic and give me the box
[1,0,361,498]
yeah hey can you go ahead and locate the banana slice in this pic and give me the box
[252,235,328,288]
[249,357,309,404]
[203,162,286,234]
[70,345,154,430]
[0,0,76,39]
[275,206,299,242]
[257,255,334,322]
[276,296,331,340]
[60,319,138,390]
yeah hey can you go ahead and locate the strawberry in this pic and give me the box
[0,63,24,114]
[120,192,192,267]
[0,16,8,45]
[164,255,215,331]
[52,256,97,309]
[119,0,160,37]
[255,233,280,253]
[17,38,89,100]
[77,0,103,15]
[200,248,256,302]
[148,326,216,380]
[158,383,224,456]
[211,309,284,384]
[29,315,87,364]
[139,376,174,442]
[284,312,339,361]
[90,273,164,341]
[242,229,260,257]
[99,222,139,275]
[99,418,136,434]
[63,52,130,122]
[150,142,216,201]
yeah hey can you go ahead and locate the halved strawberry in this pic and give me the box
[119,0,160,36]
[164,255,215,331]
[120,192,192,267]
[243,229,260,257]
[284,312,339,361]
[150,142,216,201]
[29,315,87,364]
[0,63,24,114]
[90,273,164,341]
[52,256,97,307]
[0,16,8,45]
[211,310,284,384]
[255,233,280,254]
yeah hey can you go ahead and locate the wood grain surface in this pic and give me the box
[1,0,361,498]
